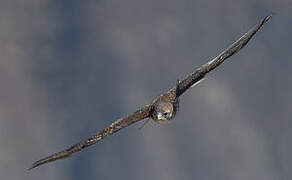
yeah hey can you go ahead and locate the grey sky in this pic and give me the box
[1,1,291,180]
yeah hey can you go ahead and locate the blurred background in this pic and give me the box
[1,0,291,179]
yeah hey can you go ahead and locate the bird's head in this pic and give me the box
[151,100,175,124]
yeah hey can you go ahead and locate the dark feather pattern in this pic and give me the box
[30,14,272,170]
[175,14,273,97]
[29,105,151,170]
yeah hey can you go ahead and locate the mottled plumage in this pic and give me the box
[30,14,273,170]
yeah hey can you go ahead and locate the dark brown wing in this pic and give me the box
[175,14,273,97]
[29,104,151,170]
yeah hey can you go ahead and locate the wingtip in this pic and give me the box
[263,13,274,23]
[27,165,35,171]
[28,157,51,170]
[27,162,39,171]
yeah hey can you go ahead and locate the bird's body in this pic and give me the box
[30,14,273,170]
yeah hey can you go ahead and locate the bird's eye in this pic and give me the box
[163,112,168,116]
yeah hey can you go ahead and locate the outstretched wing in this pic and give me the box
[175,14,273,97]
[29,104,151,170]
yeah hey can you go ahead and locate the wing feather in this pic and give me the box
[29,104,151,170]
[176,14,273,97]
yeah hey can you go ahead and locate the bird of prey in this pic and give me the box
[30,14,273,170]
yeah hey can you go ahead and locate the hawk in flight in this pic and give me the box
[30,14,273,170]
